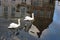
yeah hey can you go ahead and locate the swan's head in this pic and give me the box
[32,13,34,15]
[32,13,34,14]
[18,19,20,22]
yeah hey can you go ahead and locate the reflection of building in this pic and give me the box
[0,0,31,19]
[0,0,55,19]
[32,0,55,37]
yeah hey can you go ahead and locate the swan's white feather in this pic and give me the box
[24,13,34,20]
[8,19,20,28]
[24,16,34,20]
[8,23,19,28]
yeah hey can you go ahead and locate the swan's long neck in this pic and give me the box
[18,19,20,26]
[32,13,34,19]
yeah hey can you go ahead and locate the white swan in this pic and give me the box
[8,19,20,28]
[24,13,34,21]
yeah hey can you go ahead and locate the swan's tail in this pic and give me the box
[8,25,13,28]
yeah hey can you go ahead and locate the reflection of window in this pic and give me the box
[32,1,38,6]
[12,0,15,1]
[4,6,8,13]
[25,0,26,1]
[43,0,49,5]
[46,11,51,18]
[32,0,40,6]
[12,7,15,11]
[4,0,8,2]
[22,0,26,3]
[4,6,8,18]
[33,10,37,16]
[11,7,15,17]
[21,8,25,18]
[12,0,15,4]
[0,1,1,6]
[21,8,25,13]
[27,7,30,13]
[39,10,44,17]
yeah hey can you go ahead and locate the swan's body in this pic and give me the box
[24,16,34,20]
[24,13,34,21]
[8,19,20,28]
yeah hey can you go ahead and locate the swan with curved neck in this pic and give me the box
[24,13,34,21]
[8,19,20,28]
